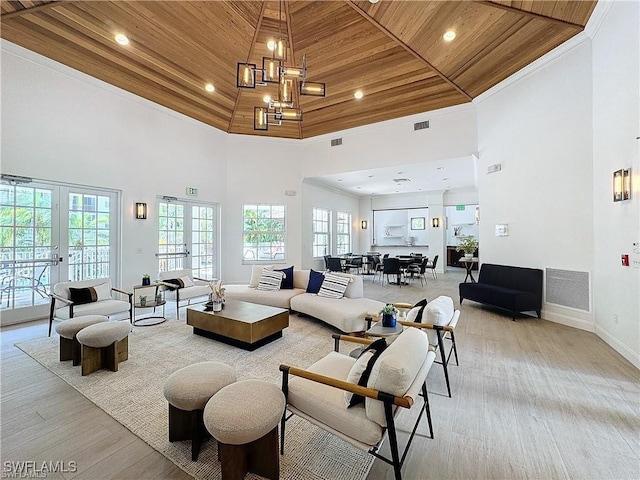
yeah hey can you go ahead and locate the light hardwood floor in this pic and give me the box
[1,269,638,479]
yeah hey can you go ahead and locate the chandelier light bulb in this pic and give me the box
[263,95,272,103]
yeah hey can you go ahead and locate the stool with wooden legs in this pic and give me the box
[55,315,108,366]
[76,321,131,376]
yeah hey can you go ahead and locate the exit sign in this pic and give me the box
[186,187,198,196]
[456,205,465,211]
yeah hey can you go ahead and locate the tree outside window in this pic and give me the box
[243,205,286,262]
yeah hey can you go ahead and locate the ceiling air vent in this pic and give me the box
[414,120,430,131]
[392,178,411,184]
[330,138,343,147]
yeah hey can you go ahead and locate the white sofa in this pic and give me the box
[225,268,384,333]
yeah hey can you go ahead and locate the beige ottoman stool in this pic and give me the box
[163,362,236,461]
[204,380,285,480]
[76,321,130,376]
[55,315,108,366]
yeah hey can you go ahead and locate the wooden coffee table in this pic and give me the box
[186,300,289,351]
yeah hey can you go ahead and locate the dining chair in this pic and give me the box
[381,257,403,287]
[326,257,344,273]
[406,257,429,287]
[426,255,439,279]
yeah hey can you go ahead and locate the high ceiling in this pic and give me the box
[1,1,596,140]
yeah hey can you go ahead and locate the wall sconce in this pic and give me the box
[135,202,147,219]
[431,217,440,228]
[614,169,632,201]
[361,220,368,229]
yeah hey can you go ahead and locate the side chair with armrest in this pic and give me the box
[279,328,436,480]
[49,277,133,336]
[158,269,211,318]
[366,296,460,398]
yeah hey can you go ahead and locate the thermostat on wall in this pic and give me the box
[495,224,508,236]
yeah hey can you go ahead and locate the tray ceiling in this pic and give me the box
[1,0,597,139]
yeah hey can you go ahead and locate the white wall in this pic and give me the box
[300,182,360,271]
[224,135,304,283]
[300,105,478,177]
[591,0,640,367]
[475,39,595,331]
[1,42,228,294]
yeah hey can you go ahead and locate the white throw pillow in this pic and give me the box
[365,328,429,427]
[317,273,351,299]
[93,282,112,301]
[425,296,454,326]
[179,275,195,288]
[256,269,284,291]
[249,265,273,288]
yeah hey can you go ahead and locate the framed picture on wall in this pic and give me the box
[411,217,425,230]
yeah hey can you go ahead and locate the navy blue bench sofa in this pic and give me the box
[459,263,543,320]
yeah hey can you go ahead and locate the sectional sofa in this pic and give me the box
[224,268,385,333]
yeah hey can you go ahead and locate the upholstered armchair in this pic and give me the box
[49,277,132,336]
[279,328,436,480]
[158,269,211,318]
[368,296,460,397]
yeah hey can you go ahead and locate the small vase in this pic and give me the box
[382,313,396,328]
[213,299,223,312]
[142,277,150,286]
[140,299,146,307]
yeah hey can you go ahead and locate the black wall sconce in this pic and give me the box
[613,169,631,202]
[135,202,147,219]
[431,217,440,228]
[361,220,368,229]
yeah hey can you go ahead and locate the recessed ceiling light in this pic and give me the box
[263,95,271,103]
[205,84,215,93]
[443,30,456,42]
[368,175,374,178]
[114,33,129,46]
[442,177,449,181]
[354,91,364,100]
[436,166,444,170]
[369,0,379,3]
[397,171,404,175]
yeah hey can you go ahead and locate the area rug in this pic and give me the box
[15,316,374,480]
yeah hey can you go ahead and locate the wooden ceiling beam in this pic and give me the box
[1,0,67,20]
[477,1,584,30]
[345,0,473,102]
[228,0,266,133]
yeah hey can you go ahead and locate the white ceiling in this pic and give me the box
[306,156,478,197]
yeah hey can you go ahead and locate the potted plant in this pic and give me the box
[139,295,147,307]
[456,235,478,259]
[379,304,399,328]
[208,279,226,312]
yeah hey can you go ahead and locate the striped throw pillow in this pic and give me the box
[257,269,285,291]
[317,273,351,299]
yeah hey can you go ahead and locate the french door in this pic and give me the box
[157,198,218,279]
[0,179,119,324]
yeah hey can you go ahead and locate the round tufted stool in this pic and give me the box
[76,321,130,376]
[55,315,108,366]
[163,362,236,461]
[204,380,285,480]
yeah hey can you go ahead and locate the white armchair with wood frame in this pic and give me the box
[279,328,436,480]
[49,277,133,336]
[367,296,460,397]
[158,269,212,318]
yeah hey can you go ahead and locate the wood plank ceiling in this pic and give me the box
[1,0,597,139]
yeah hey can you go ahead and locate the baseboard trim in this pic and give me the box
[594,324,640,370]
[542,309,594,332]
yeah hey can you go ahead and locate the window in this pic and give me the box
[312,208,330,258]
[336,212,351,255]
[243,205,285,262]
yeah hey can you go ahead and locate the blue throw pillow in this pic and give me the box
[275,266,294,289]
[306,269,325,293]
